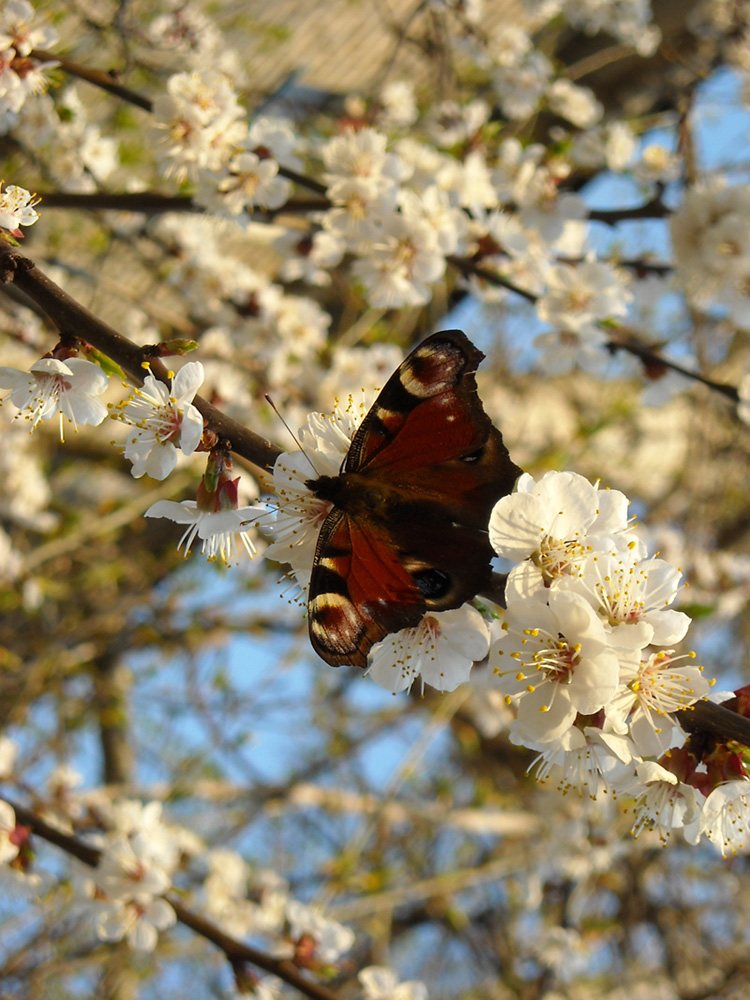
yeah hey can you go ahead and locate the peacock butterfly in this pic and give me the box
[306,330,521,667]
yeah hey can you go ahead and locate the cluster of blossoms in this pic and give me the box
[523,0,661,56]
[0,0,58,133]
[0,346,265,565]
[267,402,750,855]
[671,182,750,332]
[136,15,647,361]
[0,5,686,394]
[152,70,301,222]
[0,769,430,999]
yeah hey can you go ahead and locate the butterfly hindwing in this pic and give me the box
[308,507,425,667]
[307,330,521,668]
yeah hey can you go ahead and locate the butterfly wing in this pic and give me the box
[347,330,519,519]
[308,507,426,668]
[308,330,521,668]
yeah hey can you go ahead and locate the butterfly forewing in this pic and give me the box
[345,331,485,474]
[306,330,522,668]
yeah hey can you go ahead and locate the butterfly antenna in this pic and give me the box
[265,394,319,476]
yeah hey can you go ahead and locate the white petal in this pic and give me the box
[143,442,178,481]
[144,897,176,931]
[177,402,204,455]
[171,361,204,404]
[128,917,158,952]
[514,685,576,744]
[489,491,549,560]
[647,609,691,645]
[65,357,109,393]
[0,367,35,390]
[145,500,201,524]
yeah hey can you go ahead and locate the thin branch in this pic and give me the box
[588,198,672,225]
[38,192,199,214]
[0,251,283,471]
[564,42,637,82]
[448,255,741,404]
[605,329,739,402]
[166,901,342,1000]
[30,48,153,112]
[37,191,329,219]
[447,255,537,303]
[2,798,341,1000]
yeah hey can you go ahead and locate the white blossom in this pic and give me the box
[536,260,631,339]
[426,98,490,147]
[607,650,709,755]
[489,471,635,594]
[352,210,446,308]
[630,761,701,842]
[196,150,291,218]
[0,800,19,865]
[112,362,205,480]
[145,497,265,564]
[359,967,428,1000]
[547,78,603,129]
[367,606,490,694]
[97,896,177,952]
[378,80,418,129]
[247,116,303,171]
[285,900,355,963]
[490,589,620,746]
[531,727,638,798]
[0,182,39,231]
[0,1,58,58]
[493,49,552,120]
[151,70,246,180]
[687,780,750,856]
[564,549,691,653]
[0,357,109,439]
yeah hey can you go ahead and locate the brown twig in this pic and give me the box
[37,191,329,218]
[588,199,672,225]
[2,798,341,1000]
[448,255,741,404]
[0,251,283,472]
[30,48,154,112]
[605,329,739,402]
[38,192,199,213]
[447,255,537,303]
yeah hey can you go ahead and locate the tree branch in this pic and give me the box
[675,699,750,747]
[0,251,283,471]
[588,198,672,225]
[36,192,328,217]
[2,797,342,1000]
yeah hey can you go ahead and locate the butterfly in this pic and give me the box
[305,330,521,667]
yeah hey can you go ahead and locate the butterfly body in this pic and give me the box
[306,330,521,668]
